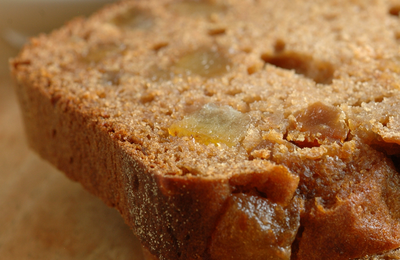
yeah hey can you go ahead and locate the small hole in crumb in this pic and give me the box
[381,117,389,127]
[247,65,260,75]
[391,155,400,173]
[274,39,286,53]
[97,92,106,98]
[204,89,215,96]
[389,5,400,16]
[323,13,337,21]
[152,42,169,51]
[226,88,242,96]
[140,92,156,103]
[208,28,226,36]
[395,31,400,42]
[261,51,335,84]
[241,47,252,53]
[165,110,173,116]
[178,166,192,175]
[374,96,384,103]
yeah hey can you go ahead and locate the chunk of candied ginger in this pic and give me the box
[175,48,230,77]
[209,193,300,260]
[287,102,349,146]
[110,8,153,30]
[168,103,250,146]
[169,0,226,16]
[82,44,122,63]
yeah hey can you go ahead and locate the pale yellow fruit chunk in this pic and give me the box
[169,103,250,146]
[169,1,226,16]
[175,48,230,77]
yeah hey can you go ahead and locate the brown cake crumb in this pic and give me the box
[10,0,400,259]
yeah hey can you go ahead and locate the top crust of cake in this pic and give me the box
[10,0,400,259]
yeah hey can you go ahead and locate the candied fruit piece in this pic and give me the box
[146,65,173,82]
[298,160,400,260]
[389,5,400,16]
[110,8,153,30]
[174,48,231,77]
[271,138,400,259]
[209,193,300,260]
[169,0,226,16]
[82,44,123,63]
[102,70,121,85]
[287,102,349,146]
[168,103,250,147]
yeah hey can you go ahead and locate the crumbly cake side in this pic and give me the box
[10,0,400,259]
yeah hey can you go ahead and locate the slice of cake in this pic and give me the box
[10,0,400,259]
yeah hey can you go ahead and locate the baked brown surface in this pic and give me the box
[0,75,144,259]
[10,0,400,259]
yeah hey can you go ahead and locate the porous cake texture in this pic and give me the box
[10,0,400,259]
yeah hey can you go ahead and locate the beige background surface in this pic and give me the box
[0,1,145,259]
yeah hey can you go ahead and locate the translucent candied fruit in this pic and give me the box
[169,0,226,16]
[174,48,231,77]
[288,102,349,145]
[146,65,173,82]
[209,193,300,260]
[110,8,153,30]
[102,70,121,85]
[82,44,122,63]
[168,103,250,147]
